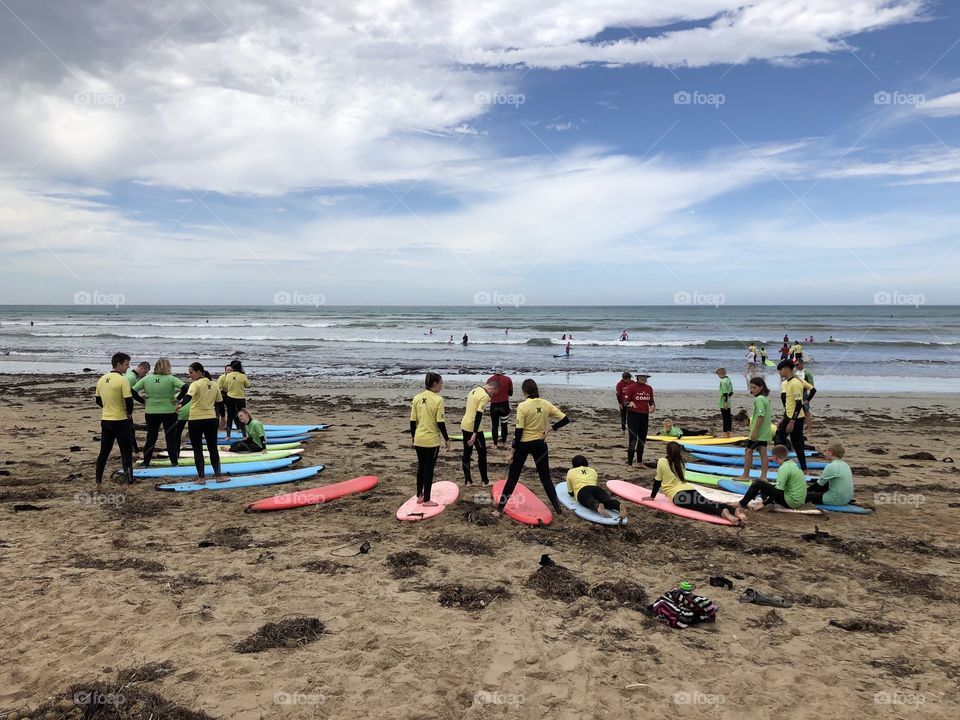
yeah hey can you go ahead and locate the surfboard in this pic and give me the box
[215,429,312,441]
[690,451,828,470]
[554,482,626,526]
[450,431,494,441]
[490,480,553,526]
[245,475,378,512]
[687,462,818,482]
[396,481,459,521]
[606,480,735,526]
[134,456,300,479]
[216,441,303,452]
[684,470,724,487]
[209,434,313,445]
[261,424,329,432]
[764,359,776,367]
[682,443,816,458]
[156,465,322,492]
[814,503,873,514]
[145,449,302,467]
[647,435,713,442]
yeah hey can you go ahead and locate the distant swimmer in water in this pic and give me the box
[779,342,790,360]
[505,328,509,335]
[828,335,835,343]
[462,333,468,346]
[448,335,454,344]
[561,334,566,341]
[565,342,571,356]
[428,328,433,335]
[620,330,628,341]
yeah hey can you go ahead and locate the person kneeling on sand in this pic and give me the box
[566,455,625,519]
[229,409,267,453]
[738,445,807,512]
[805,442,854,506]
[652,443,745,525]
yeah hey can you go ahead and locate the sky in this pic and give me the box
[0,0,959,306]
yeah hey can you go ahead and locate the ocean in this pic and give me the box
[1,305,958,393]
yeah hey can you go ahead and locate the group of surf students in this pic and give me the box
[94,353,263,491]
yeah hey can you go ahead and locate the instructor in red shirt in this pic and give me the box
[625,372,656,466]
[615,371,632,432]
[486,368,514,447]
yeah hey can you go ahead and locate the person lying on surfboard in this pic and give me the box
[652,443,745,526]
[660,419,709,438]
[229,409,267,453]
[565,455,624,519]
[737,445,808,513]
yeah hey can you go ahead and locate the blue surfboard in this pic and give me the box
[554,482,627,526]
[687,462,818,482]
[135,456,299,479]
[156,465,323,492]
[690,451,828,470]
[682,443,816,458]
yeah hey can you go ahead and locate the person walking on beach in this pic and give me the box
[125,360,150,454]
[738,376,772,481]
[493,379,570,517]
[220,360,251,440]
[410,372,450,506]
[615,371,632,432]
[775,360,811,471]
[487,368,513,447]
[132,357,185,468]
[625,372,655,466]
[460,381,497,485]
[94,352,135,490]
[794,359,817,420]
[716,368,734,438]
[177,362,226,484]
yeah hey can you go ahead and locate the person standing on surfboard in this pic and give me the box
[651,443,745,525]
[459,381,498,485]
[493,379,570,517]
[410,372,450,506]
[615,371,632,433]
[176,362,226,484]
[715,368,734,438]
[625,372,655,466]
[487,368,513,447]
[94,352,135,490]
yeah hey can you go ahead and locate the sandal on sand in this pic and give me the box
[739,588,792,608]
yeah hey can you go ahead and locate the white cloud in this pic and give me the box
[919,90,960,117]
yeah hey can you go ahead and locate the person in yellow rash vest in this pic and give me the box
[459,381,498,485]
[565,455,624,518]
[410,372,450,506]
[651,442,745,525]
[95,352,135,490]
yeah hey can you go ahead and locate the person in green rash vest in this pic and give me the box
[738,444,808,511]
[660,419,708,438]
[806,442,854,505]
[132,357,185,467]
[738,377,773,482]
[230,409,267,452]
[125,361,150,453]
[715,368,734,438]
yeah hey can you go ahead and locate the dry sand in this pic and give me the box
[2,375,960,719]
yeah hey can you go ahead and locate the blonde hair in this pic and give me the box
[153,357,172,375]
[828,442,845,459]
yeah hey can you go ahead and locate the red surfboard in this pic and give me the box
[491,479,553,526]
[245,475,378,512]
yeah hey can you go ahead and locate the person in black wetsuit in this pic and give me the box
[493,379,570,517]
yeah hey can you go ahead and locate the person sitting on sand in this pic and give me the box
[738,377,772,482]
[660,419,709,438]
[410,372,450,507]
[737,445,807,512]
[566,455,625,519]
[805,442,854,506]
[229,408,267,453]
[651,443,745,525]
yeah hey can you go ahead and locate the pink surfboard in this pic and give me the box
[245,475,378,512]
[490,479,553,526]
[606,479,735,526]
[396,481,459,521]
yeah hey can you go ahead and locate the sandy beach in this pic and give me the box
[2,374,960,719]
